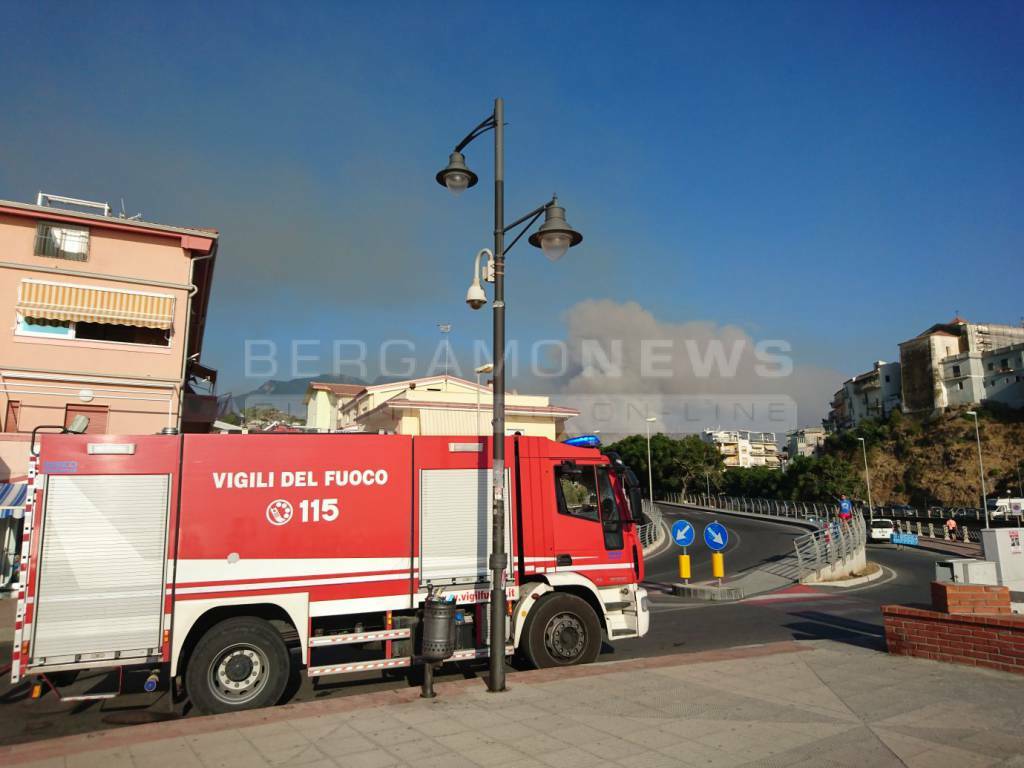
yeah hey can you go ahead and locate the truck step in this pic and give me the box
[307,657,412,677]
[306,645,516,677]
[308,628,411,647]
[448,645,515,662]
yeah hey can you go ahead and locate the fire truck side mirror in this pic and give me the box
[628,486,648,525]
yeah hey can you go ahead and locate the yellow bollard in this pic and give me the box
[711,552,725,579]
[678,554,691,580]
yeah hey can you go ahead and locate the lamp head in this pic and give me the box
[436,151,478,196]
[528,196,583,260]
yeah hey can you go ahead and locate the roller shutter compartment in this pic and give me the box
[31,474,170,664]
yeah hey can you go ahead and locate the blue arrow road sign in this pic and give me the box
[671,519,695,547]
[704,522,728,551]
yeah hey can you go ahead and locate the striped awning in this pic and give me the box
[17,280,175,329]
[0,483,27,520]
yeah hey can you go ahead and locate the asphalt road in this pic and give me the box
[0,515,946,746]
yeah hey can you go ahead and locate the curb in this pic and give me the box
[0,641,809,765]
[671,582,744,601]
[814,562,885,589]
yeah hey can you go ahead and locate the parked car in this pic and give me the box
[870,518,895,542]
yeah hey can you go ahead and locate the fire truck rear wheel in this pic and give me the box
[186,617,290,714]
[522,593,601,668]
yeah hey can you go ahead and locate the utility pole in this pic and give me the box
[966,411,988,528]
[857,437,874,525]
[645,417,657,506]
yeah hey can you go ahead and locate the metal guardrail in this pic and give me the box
[791,515,867,581]
[661,492,866,581]
[892,518,982,545]
[666,492,846,522]
[638,499,664,551]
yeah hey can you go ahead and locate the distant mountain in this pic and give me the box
[239,373,367,400]
[229,372,410,417]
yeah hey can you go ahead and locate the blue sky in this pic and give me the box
[2,1,1022,424]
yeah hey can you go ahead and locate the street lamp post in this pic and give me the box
[645,417,657,506]
[857,437,874,525]
[966,410,989,528]
[437,98,583,693]
[474,363,494,437]
[438,323,452,388]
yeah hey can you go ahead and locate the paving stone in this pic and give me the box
[333,751,402,768]
[383,736,449,762]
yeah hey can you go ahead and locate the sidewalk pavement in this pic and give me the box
[4,639,1024,768]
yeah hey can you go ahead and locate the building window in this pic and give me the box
[884,375,890,383]
[16,314,170,347]
[1001,358,1008,369]
[952,365,961,377]
[987,362,994,371]
[64,404,108,434]
[957,382,964,391]
[35,222,89,261]
[16,315,73,339]
[4,401,20,433]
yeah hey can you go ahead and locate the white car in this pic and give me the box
[870,518,895,542]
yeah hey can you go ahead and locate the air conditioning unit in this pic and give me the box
[935,558,998,586]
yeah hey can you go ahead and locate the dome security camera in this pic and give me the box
[466,282,487,310]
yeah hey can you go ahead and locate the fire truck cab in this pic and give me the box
[12,432,650,713]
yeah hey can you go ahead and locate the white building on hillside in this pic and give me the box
[788,427,827,458]
[900,318,1024,413]
[702,429,780,469]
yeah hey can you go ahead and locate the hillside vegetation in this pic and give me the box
[606,405,1023,507]
[826,405,1024,508]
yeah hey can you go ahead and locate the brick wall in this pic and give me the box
[930,582,1011,615]
[883,582,1024,675]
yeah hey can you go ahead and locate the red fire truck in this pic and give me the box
[12,432,650,713]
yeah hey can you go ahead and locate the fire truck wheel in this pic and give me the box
[185,617,290,714]
[522,593,601,668]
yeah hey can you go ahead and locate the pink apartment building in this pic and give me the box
[0,193,219,489]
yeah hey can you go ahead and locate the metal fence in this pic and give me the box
[638,499,664,551]
[791,514,867,581]
[664,492,986,546]
[893,518,982,544]
[660,492,867,581]
[664,492,846,522]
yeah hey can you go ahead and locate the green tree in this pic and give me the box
[673,435,725,496]
[605,433,724,498]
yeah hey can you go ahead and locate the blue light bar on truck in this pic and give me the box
[563,435,601,448]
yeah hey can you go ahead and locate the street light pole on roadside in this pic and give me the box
[966,410,989,528]
[437,98,583,693]
[857,437,874,525]
[474,363,494,437]
[645,417,657,506]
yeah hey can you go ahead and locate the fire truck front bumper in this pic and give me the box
[636,587,651,637]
